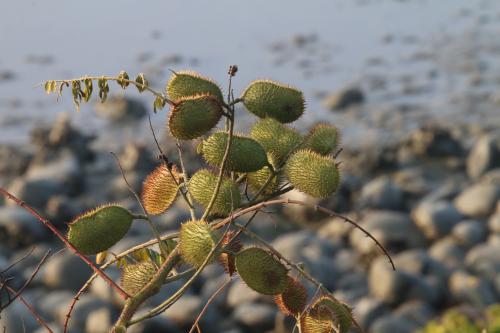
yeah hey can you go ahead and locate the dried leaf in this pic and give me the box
[82,78,93,102]
[117,70,130,89]
[135,73,148,93]
[98,77,109,103]
[153,95,166,113]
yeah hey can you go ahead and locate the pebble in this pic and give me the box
[451,220,487,247]
[232,302,276,332]
[358,176,405,211]
[322,86,365,110]
[454,183,500,218]
[0,206,48,248]
[42,251,93,291]
[465,243,500,280]
[354,297,390,330]
[412,201,462,240]
[449,270,497,306]
[466,132,500,179]
[94,96,147,122]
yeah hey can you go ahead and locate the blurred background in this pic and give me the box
[0,0,499,332]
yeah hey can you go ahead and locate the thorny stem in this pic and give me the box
[112,248,182,331]
[176,140,197,220]
[110,152,169,259]
[4,285,54,333]
[0,187,130,299]
[127,225,233,326]
[147,115,196,219]
[201,68,237,220]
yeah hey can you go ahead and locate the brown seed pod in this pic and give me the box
[141,164,180,215]
[274,276,308,317]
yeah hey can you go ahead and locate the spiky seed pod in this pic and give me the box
[188,169,241,215]
[250,118,303,164]
[301,124,340,156]
[200,132,268,172]
[241,80,305,123]
[179,220,217,267]
[68,205,133,255]
[235,247,288,295]
[302,295,353,333]
[141,164,180,215]
[166,70,224,102]
[120,261,157,295]
[218,230,243,276]
[247,163,280,195]
[299,312,334,333]
[168,94,223,140]
[285,150,340,198]
[274,276,308,317]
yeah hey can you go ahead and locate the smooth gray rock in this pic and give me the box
[452,220,487,247]
[0,206,48,248]
[0,300,39,333]
[94,96,147,122]
[371,314,417,333]
[54,294,113,330]
[412,201,462,240]
[350,211,424,255]
[232,303,276,332]
[467,132,500,179]
[358,176,404,211]
[465,244,500,280]
[128,308,180,333]
[454,183,500,218]
[85,307,114,333]
[272,231,338,289]
[322,86,365,110]
[354,297,390,330]
[227,280,262,308]
[163,295,204,326]
[449,271,497,306]
[42,252,93,291]
[36,290,74,321]
[394,300,435,327]
[369,256,410,304]
[489,211,500,233]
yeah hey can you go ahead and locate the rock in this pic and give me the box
[201,274,230,308]
[0,70,15,81]
[412,201,462,240]
[467,132,500,179]
[354,297,390,330]
[232,303,276,332]
[371,314,417,333]
[369,255,439,305]
[118,143,157,173]
[0,206,48,248]
[452,220,487,247]
[227,279,263,308]
[465,244,500,280]
[449,271,497,306]
[163,295,203,326]
[85,307,114,333]
[394,301,435,327]
[36,290,74,321]
[0,301,39,333]
[89,267,123,306]
[454,183,500,218]
[54,294,113,331]
[429,237,466,270]
[322,86,365,110]
[127,308,180,333]
[406,126,464,157]
[42,251,93,290]
[45,195,82,228]
[335,271,369,303]
[350,211,424,255]
[0,144,30,177]
[489,211,500,233]
[358,177,405,211]
[272,231,338,289]
[94,96,147,122]
[394,249,448,280]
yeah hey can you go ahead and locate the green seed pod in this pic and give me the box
[68,205,133,255]
[301,296,353,333]
[235,247,288,295]
[285,150,340,198]
[120,261,157,295]
[250,118,303,164]
[168,94,222,140]
[274,276,308,317]
[301,123,340,156]
[188,169,241,215]
[180,220,217,267]
[201,132,268,172]
[166,70,223,102]
[141,164,180,215]
[247,157,280,195]
[241,80,305,123]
